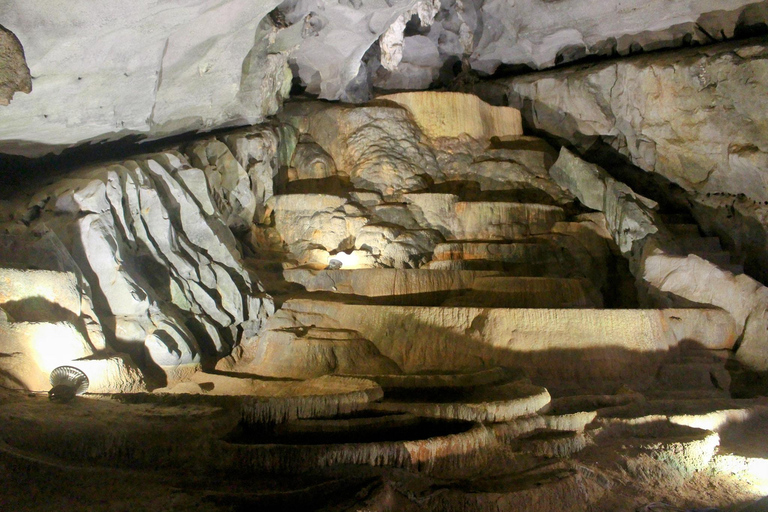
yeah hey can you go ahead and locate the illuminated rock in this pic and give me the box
[403,193,565,241]
[238,327,402,380]
[0,321,93,391]
[372,379,551,423]
[268,194,369,265]
[353,224,443,268]
[7,150,273,369]
[284,269,601,308]
[68,356,147,394]
[379,91,522,140]
[288,139,337,181]
[254,299,737,393]
[0,268,81,323]
[303,103,441,195]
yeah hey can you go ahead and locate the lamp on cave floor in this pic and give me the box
[48,366,89,403]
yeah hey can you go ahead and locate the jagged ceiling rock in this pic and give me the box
[464,0,768,74]
[282,0,433,101]
[2,1,766,157]
[0,0,289,157]
[291,0,768,100]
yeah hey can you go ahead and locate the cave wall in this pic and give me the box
[478,37,768,284]
[0,125,281,374]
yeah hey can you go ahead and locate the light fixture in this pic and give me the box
[49,365,89,402]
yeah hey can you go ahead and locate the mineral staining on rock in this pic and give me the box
[379,91,522,140]
[0,24,31,106]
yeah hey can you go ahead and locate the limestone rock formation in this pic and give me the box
[547,148,768,371]
[289,0,768,101]
[288,138,337,181]
[2,145,275,375]
[549,148,658,254]
[221,125,282,224]
[379,91,522,140]
[641,249,768,371]
[0,24,31,106]
[302,103,442,195]
[243,299,737,394]
[2,1,767,157]
[187,139,259,233]
[0,321,93,390]
[0,0,290,156]
[486,39,768,284]
[404,194,565,241]
[233,326,402,379]
[3,83,767,510]
[268,194,369,267]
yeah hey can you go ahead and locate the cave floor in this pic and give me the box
[1,384,766,512]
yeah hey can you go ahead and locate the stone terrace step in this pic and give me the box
[403,193,565,240]
[282,269,602,308]
[441,277,602,308]
[432,241,552,263]
[371,379,551,423]
[258,300,737,393]
[427,240,580,276]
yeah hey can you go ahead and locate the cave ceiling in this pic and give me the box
[0,0,766,157]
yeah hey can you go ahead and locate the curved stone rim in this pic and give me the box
[241,376,383,425]
[217,421,496,474]
[370,381,551,423]
[341,367,516,391]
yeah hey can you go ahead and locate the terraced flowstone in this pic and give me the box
[370,379,551,423]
